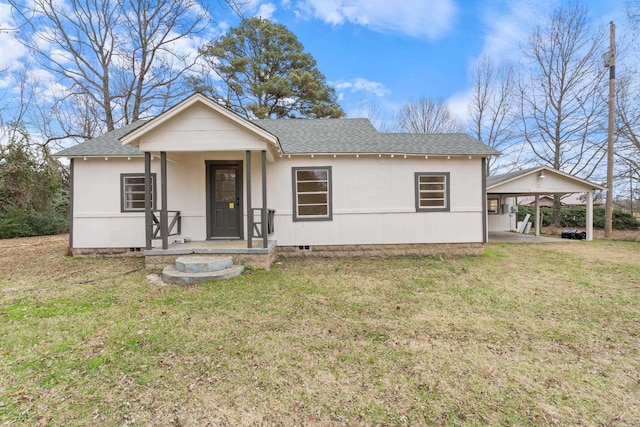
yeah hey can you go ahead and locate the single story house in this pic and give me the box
[54,93,502,268]
[53,95,606,269]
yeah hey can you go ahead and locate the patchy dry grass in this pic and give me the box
[1,235,639,426]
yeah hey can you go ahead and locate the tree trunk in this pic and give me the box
[552,194,562,227]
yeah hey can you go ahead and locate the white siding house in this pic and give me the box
[55,94,500,267]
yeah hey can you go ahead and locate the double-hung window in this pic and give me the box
[292,167,332,221]
[121,173,156,212]
[415,172,450,212]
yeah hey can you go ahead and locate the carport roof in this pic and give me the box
[487,166,605,193]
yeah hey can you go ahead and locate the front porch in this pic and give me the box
[145,238,278,270]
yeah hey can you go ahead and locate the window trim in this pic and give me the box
[121,173,156,213]
[292,166,332,222]
[415,172,450,212]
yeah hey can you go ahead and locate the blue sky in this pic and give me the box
[214,0,628,122]
[0,0,630,128]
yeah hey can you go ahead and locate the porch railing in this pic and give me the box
[151,210,181,240]
[251,208,275,238]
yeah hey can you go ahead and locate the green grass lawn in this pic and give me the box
[1,236,639,425]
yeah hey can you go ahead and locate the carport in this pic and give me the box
[486,166,606,241]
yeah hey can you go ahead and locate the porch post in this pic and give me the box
[246,150,252,249]
[160,151,168,250]
[481,158,487,243]
[262,150,268,249]
[535,195,540,237]
[586,191,594,241]
[145,152,152,250]
[69,158,74,251]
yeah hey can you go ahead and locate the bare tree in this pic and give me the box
[0,64,35,145]
[468,56,522,176]
[395,97,464,133]
[117,0,209,124]
[10,0,210,137]
[518,3,607,225]
[627,0,640,31]
[621,1,640,163]
[615,73,640,199]
[469,57,524,175]
[356,98,394,132]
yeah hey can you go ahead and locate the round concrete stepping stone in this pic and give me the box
[162,264,244,285]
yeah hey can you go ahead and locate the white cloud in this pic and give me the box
[475,0,556,67]
[332,77,389,97]
[255,3,276,19]
[293,0,456,39]
[234,0,277,20]
[445,1,558,127]
[446,90,472,124]
[0,1,27,70]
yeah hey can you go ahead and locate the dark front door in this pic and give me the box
[207,162,242,239]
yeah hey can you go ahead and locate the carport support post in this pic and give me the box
[586,191,594,241]
[535,195,540,237]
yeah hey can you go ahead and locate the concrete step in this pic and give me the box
[162,264,244,285]
[174,255,233,273]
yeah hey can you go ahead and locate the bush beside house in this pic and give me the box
[0,139,69,239]
[518,206,639,230]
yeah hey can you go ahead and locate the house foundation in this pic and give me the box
[277,242,484,258]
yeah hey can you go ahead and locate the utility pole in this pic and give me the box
[604,21,616,239]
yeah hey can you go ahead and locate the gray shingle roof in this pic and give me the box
[54,121,147,157]
[487,167,540,188]
[55,117,500,157]
[253,119,500,156]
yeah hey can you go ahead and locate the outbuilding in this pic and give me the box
[486,166,606,241]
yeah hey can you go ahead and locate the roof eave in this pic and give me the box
[487,166,606,191]
[279,151,498,157]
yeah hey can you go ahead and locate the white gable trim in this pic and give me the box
[487,166,605,192]
[120,93,282,154]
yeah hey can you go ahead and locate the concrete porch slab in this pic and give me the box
[145,239,277,256]
[488,231,572,243]
[144,239,278,270]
